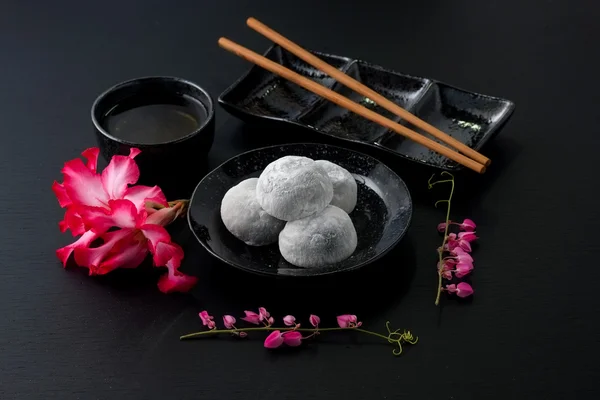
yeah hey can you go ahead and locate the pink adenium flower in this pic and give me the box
[282,331,303,347]
[52,147,197,293]
[458,218,476,232]
[264,330,284,349]
[445,282,474,298]
[337,314,362,328]
[223,315,236,329]
[199,311,216,330]
[241,310,261,325]
[283,315,296,326]
[309,314,320,327]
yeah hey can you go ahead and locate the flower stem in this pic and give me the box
[429,172,455,306]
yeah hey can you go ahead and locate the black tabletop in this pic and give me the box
[2,1,599,399]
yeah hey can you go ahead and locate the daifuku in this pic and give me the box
[256,156,333,221]
[220,178,285,246]
[278,205,358,267]
[315,160,357,213]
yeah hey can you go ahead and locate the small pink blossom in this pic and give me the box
[199,311,216,330]
[264,330,284,348]
[282,331,303,347]
[454,262,474,278]
[238,331,248,338]
[241,310,261,325]
[437,222,447,232]
[446,282,474,298]
[445,233,459,251]
[337,314,362,328]
[451,247,473,263]
[283,315,296,326]
[258,307,270,321]
[223,315,236,329]
[267,316,274,326]
[458,218,476,231]
[309,314,320,327]
[458,232,478,242]
[438,260,454,280]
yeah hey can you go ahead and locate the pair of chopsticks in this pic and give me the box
[219,18,489,173]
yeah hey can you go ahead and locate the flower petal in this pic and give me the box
[74,228,135,273]
[59,207,86,236]
[456,282,474,298]
[81,147,100,173]
[52,181,72,208]
[264,330,284,349]
[101,154,140,200]
[91,238,148,275]
[62,158,109,207]
[309,314,321,327]
[282,331,303,347]
[141,224,171,256]
[153,241,196,293]
[123,185,168,212]
[56,230,100,267]
[283,315,296,326]
[78,200,141,233]
[157,271,198,293]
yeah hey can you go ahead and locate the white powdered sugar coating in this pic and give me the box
[220,178,285,246]
[256,156,334,221]
[315,160,358,214]
[279,205,358,268]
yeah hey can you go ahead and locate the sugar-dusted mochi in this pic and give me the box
[220,178,285,246]
[279,205,358,267]
[315,160,357,214]
[256,156,333,221]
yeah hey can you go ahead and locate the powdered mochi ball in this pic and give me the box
[279,205,358,268]
[220,178,285,246]
[256,156,333,221]
[315,160,358,214]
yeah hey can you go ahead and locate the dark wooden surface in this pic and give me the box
[1,1,598,399]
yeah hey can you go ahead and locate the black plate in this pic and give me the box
[188,143,412,277]
[219,44,515,171]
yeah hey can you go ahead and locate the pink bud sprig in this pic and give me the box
[181,308,417,356]
[428,172,477,305]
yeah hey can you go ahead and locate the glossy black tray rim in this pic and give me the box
[218,44,516,171]
[187,142,413,277]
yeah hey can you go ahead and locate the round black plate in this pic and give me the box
[188,143,412,277]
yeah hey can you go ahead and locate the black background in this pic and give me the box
[1,0,599,399]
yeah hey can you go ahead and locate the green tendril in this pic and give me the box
[428,172,456,306]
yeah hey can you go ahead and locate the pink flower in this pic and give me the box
[454,262,474,278]
[238,332,248,338]
[451,247,473,263]
[309,314,320,327]
[258,307,270,321]
[282,331,303,347]
[241,311,261,325]
[437,222,447,232]
[438,260,455,280]
[223,315,236,329]
[52,147,196,294]
[446,282,474,298]
[264,330,284,349]
[283,315,296,326]
[199,311,216,330]
[52,147,167,235]
[337,314,362,328]
[445,233,459,251]
[458,218,476,232]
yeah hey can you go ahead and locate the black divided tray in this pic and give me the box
[219,44,515,171]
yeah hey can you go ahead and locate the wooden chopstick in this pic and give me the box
[218,37,485,173]
[246,17,491,168]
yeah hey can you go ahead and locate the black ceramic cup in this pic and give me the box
[91,76,215,198]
